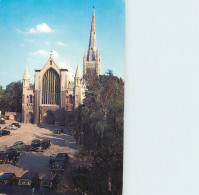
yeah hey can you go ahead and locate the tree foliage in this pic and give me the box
[0,81,22,114]
[75,72,124,194]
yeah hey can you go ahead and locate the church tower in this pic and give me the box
[23,67,30,88]
[83,7,101,76]
[22,67,34,123]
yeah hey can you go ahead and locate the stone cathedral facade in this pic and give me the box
[22,8,101,124]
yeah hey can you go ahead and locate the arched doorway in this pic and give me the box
[46,110,55,125]
[29,112,34,124]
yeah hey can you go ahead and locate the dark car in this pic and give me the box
[0,130,10,136]
[11,123,21,128]
[18,172,39,188]
[0,150,19,164]
[0,119,5,124]
[40,174,60,190]
[49,153,69,172]
[55,128,63,134]
[40,140,51,151]
[26,139,41,152]
[0,173,18,185]
[0,151,4,157]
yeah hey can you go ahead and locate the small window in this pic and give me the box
[50,60,52,65]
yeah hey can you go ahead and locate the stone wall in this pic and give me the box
[5,112,22,122]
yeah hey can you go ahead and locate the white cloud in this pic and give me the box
[56,41,66,47]
[30,50,59,59]
[58,62,72,71]
[28,23,54,34]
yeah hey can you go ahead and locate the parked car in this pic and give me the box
[5,125,17,130]
[11,123,21,128]
[0,150,19,164]
[55,129,63,134]
[40,174,60,190]
[18,172,40,188]
[0,130,10,136]
[11,141,25,150]
[49,153,69,172]
[40,140,51,151]
[0,173,18,185]
[26,139,41,152]
[0,119,5,124]
[0,151,4,158]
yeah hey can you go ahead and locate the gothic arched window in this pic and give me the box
[69,95,73,104]
[30,95,32,103]
[42,68,60,105]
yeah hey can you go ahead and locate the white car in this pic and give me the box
[5,125,17,130]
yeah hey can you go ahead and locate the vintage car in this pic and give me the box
[18,172,39,188]
[0,151,4,157]
[40,174,60,190]
[11,123,21,128]
[0,173,18,185]
[0,118,5,124]
[40,140,51,151]
[11,141,25,150]
[5,125,17,130]
[0,150,19,164]
[0,130,10,136]
[55,128,64,134]
[26,139,41,152]
[49,153,69,172]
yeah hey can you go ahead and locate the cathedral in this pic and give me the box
[22,7,101,124]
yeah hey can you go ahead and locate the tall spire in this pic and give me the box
[83,7,101,77]
[23,66,30,80]
[88,7,97,53]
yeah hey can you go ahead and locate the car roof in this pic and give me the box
[57,153,68,156]
[32,139,40,142]
[4,150,14,154]
[14,141,23,144]
[41,139,50,143]
[20,172,38,179]
[0,173,15,180]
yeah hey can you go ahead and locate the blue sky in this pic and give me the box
[0,0,125,88]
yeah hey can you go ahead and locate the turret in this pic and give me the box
[23,66,30,88]
[75,64,81,87]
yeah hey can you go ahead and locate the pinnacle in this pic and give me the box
[75,64,81,78]
[23,66,30,80]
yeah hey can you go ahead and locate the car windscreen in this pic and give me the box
[18,179,31,185]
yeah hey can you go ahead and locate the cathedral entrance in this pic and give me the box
[29,112,34,124]
[46,111,55,125]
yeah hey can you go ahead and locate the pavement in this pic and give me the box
[0,119,84,194]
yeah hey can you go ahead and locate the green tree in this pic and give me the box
[0,81,22,113]
[75,72,124,195]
